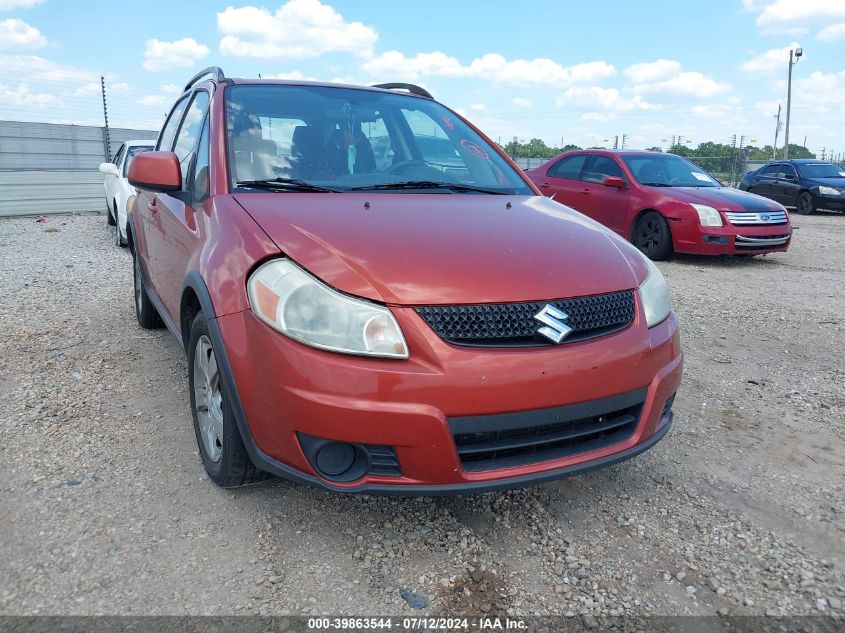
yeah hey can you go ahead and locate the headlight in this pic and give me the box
[247,259,408,359]
[690,203,723,227]
[818,186,842,196]
[638,256,671,328]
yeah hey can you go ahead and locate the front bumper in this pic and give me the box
[214,300,683,494]
[816,195,845,212]
[672,219,792,255]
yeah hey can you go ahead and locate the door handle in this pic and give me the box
[580,189,591,195]
[148,199,157,213]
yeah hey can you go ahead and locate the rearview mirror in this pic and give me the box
[128,151,182,192]
[99,162,119,177]
[603,176,626,189]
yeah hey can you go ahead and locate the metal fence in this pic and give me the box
[0,120,157,216]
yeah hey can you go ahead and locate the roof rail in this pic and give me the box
[371,83,433,99]
[184,66,226,91]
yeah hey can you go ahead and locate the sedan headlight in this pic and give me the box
[690,203,723,227]
[818,186,842,197]
[247,259,408,358]
[638,256,671,328]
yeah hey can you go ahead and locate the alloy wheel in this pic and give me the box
[193,335,224,463]
[637,218,663,256]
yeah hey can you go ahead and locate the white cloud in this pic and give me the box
[747,0,845,35]
[137,95,169,107]
[556,86,661,111]
[363,50,615,87]
[581,112,615,122]
[740,42,801,75]
[264,70,319,81]
[468,103,485,111]
[0,81,53,106]
[143,38,209,71]
[0,0,43,9]
[793,69,845,106]
[161,83,182,94]
[0,18,46,50]
[818,22,845,41]
[632,71,729,98]
[512,97,532,108]
[623,59,681,83]
[3,53,99,83]
[217,0,377,59]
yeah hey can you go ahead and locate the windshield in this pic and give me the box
[622,154,720,188]
[225,84,531,194]
[797,163,845,179]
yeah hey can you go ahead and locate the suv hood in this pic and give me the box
[668,187,784,212]
[806,176,845,188]
[235,194,647,306]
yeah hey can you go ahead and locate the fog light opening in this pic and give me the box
[315,442,356,477]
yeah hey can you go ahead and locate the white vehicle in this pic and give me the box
[99,140,155,246]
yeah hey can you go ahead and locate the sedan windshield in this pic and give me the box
[225,84,532,194]
[622,154,720,188]
[797,163,845,179]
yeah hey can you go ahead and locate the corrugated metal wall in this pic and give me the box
[0,120,158,217]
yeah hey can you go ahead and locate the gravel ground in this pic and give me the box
[0,212,843,618]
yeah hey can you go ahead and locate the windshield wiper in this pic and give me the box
[639,182,674,187]
[345,180,511,195]
[235,178,339,193]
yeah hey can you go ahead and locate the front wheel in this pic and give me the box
[187,311,268,487]
[114,203,126,247]
[796,191,815,215]
[633,211,673,260]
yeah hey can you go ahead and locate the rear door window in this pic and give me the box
[548,155,588,180]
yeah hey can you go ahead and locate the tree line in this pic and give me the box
[501,138,817,160]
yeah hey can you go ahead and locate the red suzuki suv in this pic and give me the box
[127,68,683,493]
[525,150,792,260]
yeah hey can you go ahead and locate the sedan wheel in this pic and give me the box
[634,212,673,260]
[796,191,815,215]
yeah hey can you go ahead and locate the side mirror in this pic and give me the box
[603,176,626,189]
[128,151,182,192]
[99,162,119,177]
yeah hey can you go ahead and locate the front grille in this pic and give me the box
[449,389,645,471]
[735,234,791,248]
[725,211,788,225]
[415,290,635,347]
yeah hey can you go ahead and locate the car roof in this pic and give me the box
[561,149,669,157]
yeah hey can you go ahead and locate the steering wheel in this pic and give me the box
[386,160,427,175]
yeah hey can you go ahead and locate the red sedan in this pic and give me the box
[126,68,682,493]
[525,150,792,259]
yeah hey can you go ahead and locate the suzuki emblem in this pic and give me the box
[534,304,573,344]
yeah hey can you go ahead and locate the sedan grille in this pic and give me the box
[725,211,788,225]
[450,389,645,471]
[415,290,635,347]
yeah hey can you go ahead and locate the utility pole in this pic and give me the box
[772,104,782,159]
[821,148,826,160]
[613,135,619,150]
[100,75,111,162]
[621,134,630,149]
[784,47,802,160]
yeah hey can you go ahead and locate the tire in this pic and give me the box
[633,211,673,261]
[187,311,269,487]
[107,201,116,226]
[132,246,164,329]
[113,202,126,247]
[796,191,815,215]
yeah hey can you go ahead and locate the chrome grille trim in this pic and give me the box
[725,211,788,225]
[735,234,791,247]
